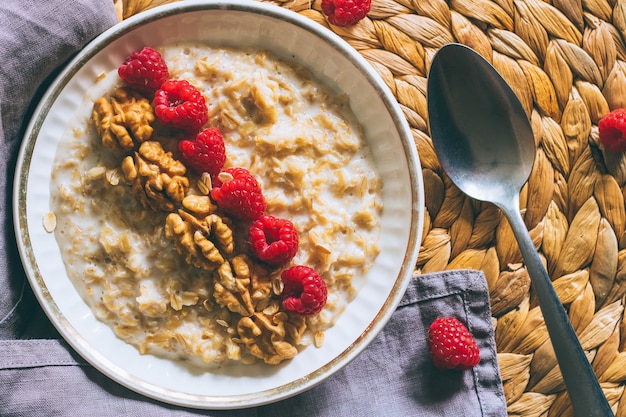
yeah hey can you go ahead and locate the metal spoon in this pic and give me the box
[427,43,613,417]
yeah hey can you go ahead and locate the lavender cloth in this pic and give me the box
[0,1,507,415]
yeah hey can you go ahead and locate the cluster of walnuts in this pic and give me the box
[91,86,305,364]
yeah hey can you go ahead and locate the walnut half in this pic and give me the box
[164,209,234,271]
[237,311,304,365]
[92,87,155,152]
[121,141,189,212]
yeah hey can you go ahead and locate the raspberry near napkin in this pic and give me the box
[0,1,507,416]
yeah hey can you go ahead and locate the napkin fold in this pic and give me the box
[0,1,507,415]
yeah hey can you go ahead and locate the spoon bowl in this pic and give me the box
[427,43,613,417]
[427,45,535,207]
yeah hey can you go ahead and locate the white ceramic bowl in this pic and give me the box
[14,0,423,409]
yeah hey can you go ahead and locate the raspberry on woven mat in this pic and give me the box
[210,167,266,222]
[281,265,327,316]
[118,47,169,94]
[599,108,626,153]
[248,215,299,266]
[179,127,226,178]
[321,0,371,27]
[153,79,208,132]
[427,317,480,370]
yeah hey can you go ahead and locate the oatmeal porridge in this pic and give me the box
[50,43,383,367]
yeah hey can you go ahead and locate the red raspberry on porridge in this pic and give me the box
[118,46,169,94]
[153,79,208,132]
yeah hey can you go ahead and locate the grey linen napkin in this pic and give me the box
[0,1,507,415]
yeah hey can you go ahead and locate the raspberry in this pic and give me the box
[248,215,299,265]
[153,79,208,132]
[118,47,169,94]
[210,167,266,221]
[428,317,480,370]
[321,0,371,27]
[599,108,626,153]
[179,127,226,177]
[280,266,327,316]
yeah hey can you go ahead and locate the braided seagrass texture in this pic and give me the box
[117,0,626,415]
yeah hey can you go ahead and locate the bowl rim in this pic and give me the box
[13,0,425,409]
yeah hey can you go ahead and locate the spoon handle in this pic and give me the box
[503,199,614,417]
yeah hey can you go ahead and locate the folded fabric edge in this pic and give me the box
[401,269,490,307]
[0,339,86,369]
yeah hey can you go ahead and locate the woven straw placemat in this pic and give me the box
[115,0,626,415]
